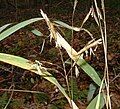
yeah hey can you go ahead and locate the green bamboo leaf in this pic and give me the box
[54,20,80,31]
[31,29,43,36]
[0,53,79,109]
[77,58,101,86]
[0,18,43,41]
[0,23,12,33]
[0,53,32,70]
[86,93,105,109]
[87,83,96,102]
[0,53,58,85]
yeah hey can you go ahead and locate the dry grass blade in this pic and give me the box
[91,7,99,26]
[73,0,78,10]
[102,0,111,107]
[80,28,93,39]
[40,9,57,41]
[75,66,80,78]
[77,38,102,56]
[40,39,45,54]
[94,0,103,19]
[56,32,79,60]
[92,0,111,109]
[80,8,92,28]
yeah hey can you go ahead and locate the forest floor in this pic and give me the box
[0,2,120,109]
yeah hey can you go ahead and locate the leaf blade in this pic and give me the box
[54,20,80,31]
[77,58,101,86]
[0,18,43,41]
[31,29,43,36]
[0,23,12,33]
[0,53,79,109]
[86,93,105,109]
[87,83,96,102]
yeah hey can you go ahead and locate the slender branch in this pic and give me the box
[77,38,102,56]
[4,85,14,109]
[0,89,43,94]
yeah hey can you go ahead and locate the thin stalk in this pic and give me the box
[58,48,70,96]
[4,84,14,109]
[0,89,44,93]
[67,62,76,77]
[101,0,111,108]
[98,13,108,109]
[94,0,111,108]
[70,0,78,101]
